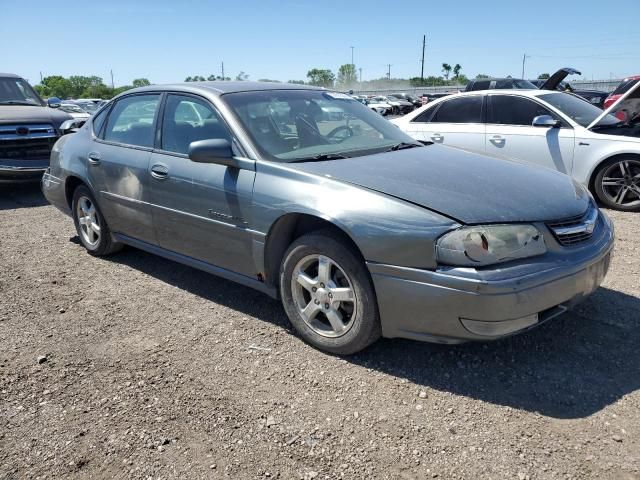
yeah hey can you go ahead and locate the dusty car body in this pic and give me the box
[42,82,613,354]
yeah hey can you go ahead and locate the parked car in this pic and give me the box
[388,93,422,108]
[59,102,91,121]
[365,98,391,115]
[604,75,640,109]
[70,100,101,114]
[529,80,609,108]
[370,95,413,115]
[392,83,640,211]
[43,82,613,354]
[420,92,453,105]
[0,73,73,183]
[465,78,538,91]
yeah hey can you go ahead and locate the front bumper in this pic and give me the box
[369,213,614,344]
[0,159,49,183]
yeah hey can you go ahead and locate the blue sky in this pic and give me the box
[3,0,639,86]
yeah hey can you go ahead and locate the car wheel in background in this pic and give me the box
[72,185,123,255]
[594,158,640,212]
[280,230,381,355]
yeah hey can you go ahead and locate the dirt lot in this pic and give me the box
[1,184,638,480]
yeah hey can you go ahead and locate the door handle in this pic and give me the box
[150,164,169,180]
[430,133,444,142]
[87,152,101,165]
[490,135,505,145]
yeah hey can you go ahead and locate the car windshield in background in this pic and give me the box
[539,92,620,128]
[0,77,44,105]
[223,89,416,162]
[60,104,86,114]
[612,79,639,96]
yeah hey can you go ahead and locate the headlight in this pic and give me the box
[436,224,546,267]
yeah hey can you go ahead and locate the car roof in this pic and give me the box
[127,81,326,97]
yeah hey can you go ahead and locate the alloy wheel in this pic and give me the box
[76,195,101,247]
[291,254,357,338]
[600,160,640,208]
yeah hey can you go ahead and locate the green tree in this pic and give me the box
[37,76,72,98]
[306,68,335,88]
[132,78,151,87]
[287,80,305,85]
[538,73,551,79]
[235,71,249,81]
[336,64,357,87]
[475,74,490,79]
[441,63,452,81]
[452,64,462,81]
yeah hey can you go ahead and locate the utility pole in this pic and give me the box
[387,64,392,80]
[350,46,354,68]
[359,68,362,83]
[420,35,426,82]
[221,61,225,80]
[39,71,43,83]
[521,54,530,79]
[110,70,114,89]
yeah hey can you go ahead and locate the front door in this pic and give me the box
[87,93,161,244]
[148,93,256,277]
[485,94,575,175]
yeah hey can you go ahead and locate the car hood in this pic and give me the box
[588,79,640,130]
[289,146,590,224]
[540,67,581,90]
[0,105,73,128]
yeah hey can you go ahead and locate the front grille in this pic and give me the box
[547,205,599,247]
[0,124,58,161]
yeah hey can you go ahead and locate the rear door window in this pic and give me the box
[103,94,160,148]
[430,96,483,123]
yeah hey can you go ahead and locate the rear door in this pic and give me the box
[87,93,160,244]
[147,93,257,276]
[485,94,575,174]
[405,95,485,153]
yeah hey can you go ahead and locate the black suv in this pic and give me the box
[0,73,72,183]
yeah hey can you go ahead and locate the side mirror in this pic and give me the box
[532,115,561,128]
[47,97,61,108]
[59,119,86,135]
[188,139,255,170]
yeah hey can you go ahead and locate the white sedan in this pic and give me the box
[391,83,640,211]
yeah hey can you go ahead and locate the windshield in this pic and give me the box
[223,89,416,162]
[539,92,620,128]
[495,79,538,89]
[0,77,44,106]
[78,102,99,113]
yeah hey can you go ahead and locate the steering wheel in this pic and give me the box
[326,125,354,143]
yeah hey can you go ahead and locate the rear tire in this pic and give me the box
[71,185,122,256]
[593,158,640,212]
[279,230,381,355]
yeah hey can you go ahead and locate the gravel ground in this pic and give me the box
[1,184,638,480]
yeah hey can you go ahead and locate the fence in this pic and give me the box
[350,79,622,96]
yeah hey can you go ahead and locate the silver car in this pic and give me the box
[42,82,614,354]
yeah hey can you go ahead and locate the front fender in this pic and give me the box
[252,161,458,269]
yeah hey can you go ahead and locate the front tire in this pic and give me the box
[72,185,122,256]
[593,158,640,211]
[279,230,381,355]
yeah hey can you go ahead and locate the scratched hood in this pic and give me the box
[290,145,590,224]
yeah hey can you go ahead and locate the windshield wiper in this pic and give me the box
[385,142,424,152]
[288,153,349,163]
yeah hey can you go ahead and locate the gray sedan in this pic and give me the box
[42,82,614,354]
